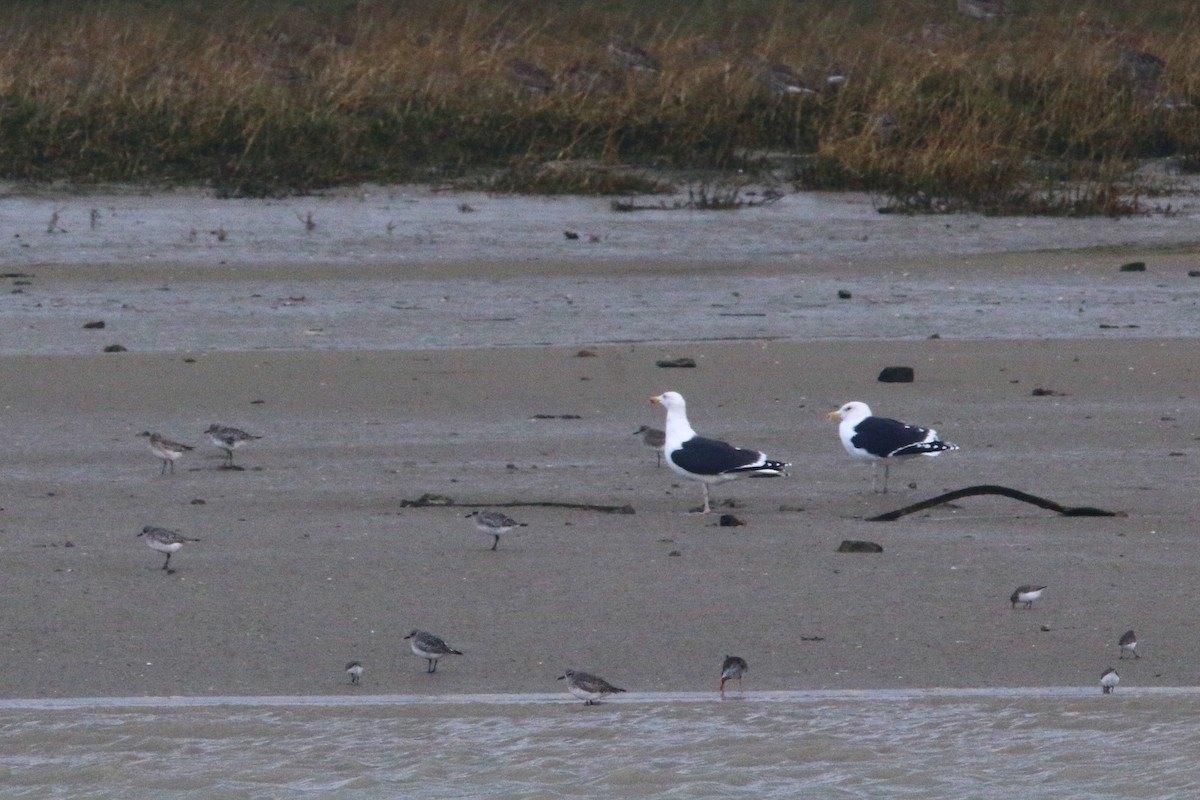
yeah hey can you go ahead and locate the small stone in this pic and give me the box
[103,344,127,352]
[190,498,206,505]
[837,540,883,553]
[564,230,580,240]
[718,514,745,527]
[668,550,681,557]
[877,366,914,383]
[1119,261,1146,272]
[82,320,105,329]
[1031,387,1065,397]
[1188,270,1200,278]
[837,289,853,299]
[656,357,696,368]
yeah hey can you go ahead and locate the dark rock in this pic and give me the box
[103,344,127,352]
[718,514,745,527]
[1031,387,1065,396]
[837,539,883,553]
[878,366,914,383]
[190,498,206,505]
[656,357,696,368]
[837,289,853,299]
[1119,261,1146,272]
[668,550,681,557]
[564,230,579,240]
[1188,270,1200,278]
[83,320,105,329]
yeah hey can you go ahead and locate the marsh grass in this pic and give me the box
[0,0,1197,212]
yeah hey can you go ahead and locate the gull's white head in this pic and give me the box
[650,391,686,411]
[826,401,872,424]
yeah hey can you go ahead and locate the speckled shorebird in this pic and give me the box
[719,655,748,697]
[651,391,789,514]
[1010,585,1046,609]
[1100,667,1120,694]
[404,629,463,673]
[138,525,200,573]
[632,424,666,467]
[345,661,364,685]
[465,509,527,551]
[1119,630,1140,659]
[204,424,261,468]
[558,669,627,705]
[146,432,193,475]
[827,402,958,493]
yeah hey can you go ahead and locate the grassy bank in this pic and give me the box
[1,0,1197,212]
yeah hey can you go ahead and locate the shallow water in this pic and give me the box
[3,689,1197,798]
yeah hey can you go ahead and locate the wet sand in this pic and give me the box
[1,187,1198,698]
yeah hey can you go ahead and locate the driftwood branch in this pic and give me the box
[400,494,635,514]
[868,484,1120,522]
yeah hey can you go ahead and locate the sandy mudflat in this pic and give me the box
[0,187,1198,698]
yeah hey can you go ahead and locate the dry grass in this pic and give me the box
[0,0,1197,211]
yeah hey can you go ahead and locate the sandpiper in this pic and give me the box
[1119,630,1140,659]
[558,669,627,705]
[719,655,748,697]
[147,432,193,475]
[404,629,463,673]
[204,424,262,468]
[632,425,665,467]
[138,525,200,573]
[345,661,364,685]
[465,509,527,551]
[1010,585,1046,609]
[1100,667,1120,694]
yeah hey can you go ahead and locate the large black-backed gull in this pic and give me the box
[650,391,789,513]
[826,401,958,493]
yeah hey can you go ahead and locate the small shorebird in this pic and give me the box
[146,432,193,475]
[719,655,748,697]
[404,629,463,673]
[651,391,789,514]
[138,525,200,573]
[1119,630,1140,659]
[558,669,627,705]
[1010,585,1046,609]
[345,661,364,685]
[465,509,527,551]
[632,424,666,467]
[827,402,959,493]
[204,424,262,468]
[1100,667,1120,694]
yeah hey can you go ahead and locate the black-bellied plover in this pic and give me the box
[650,391,789,514]
[827,402,959,493]
[404,629,462,673]
[146,432,193,475]
[465,509,527,551]
[204,424,261,468]
[632,425,666,467]
[345,661,364,685]
[1119,630,1140,659]
[558,669,627,705]
[1010,585,1046,609]
[138,525,200,573]
[1100,667,1120,694]
[720,655,748,697]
